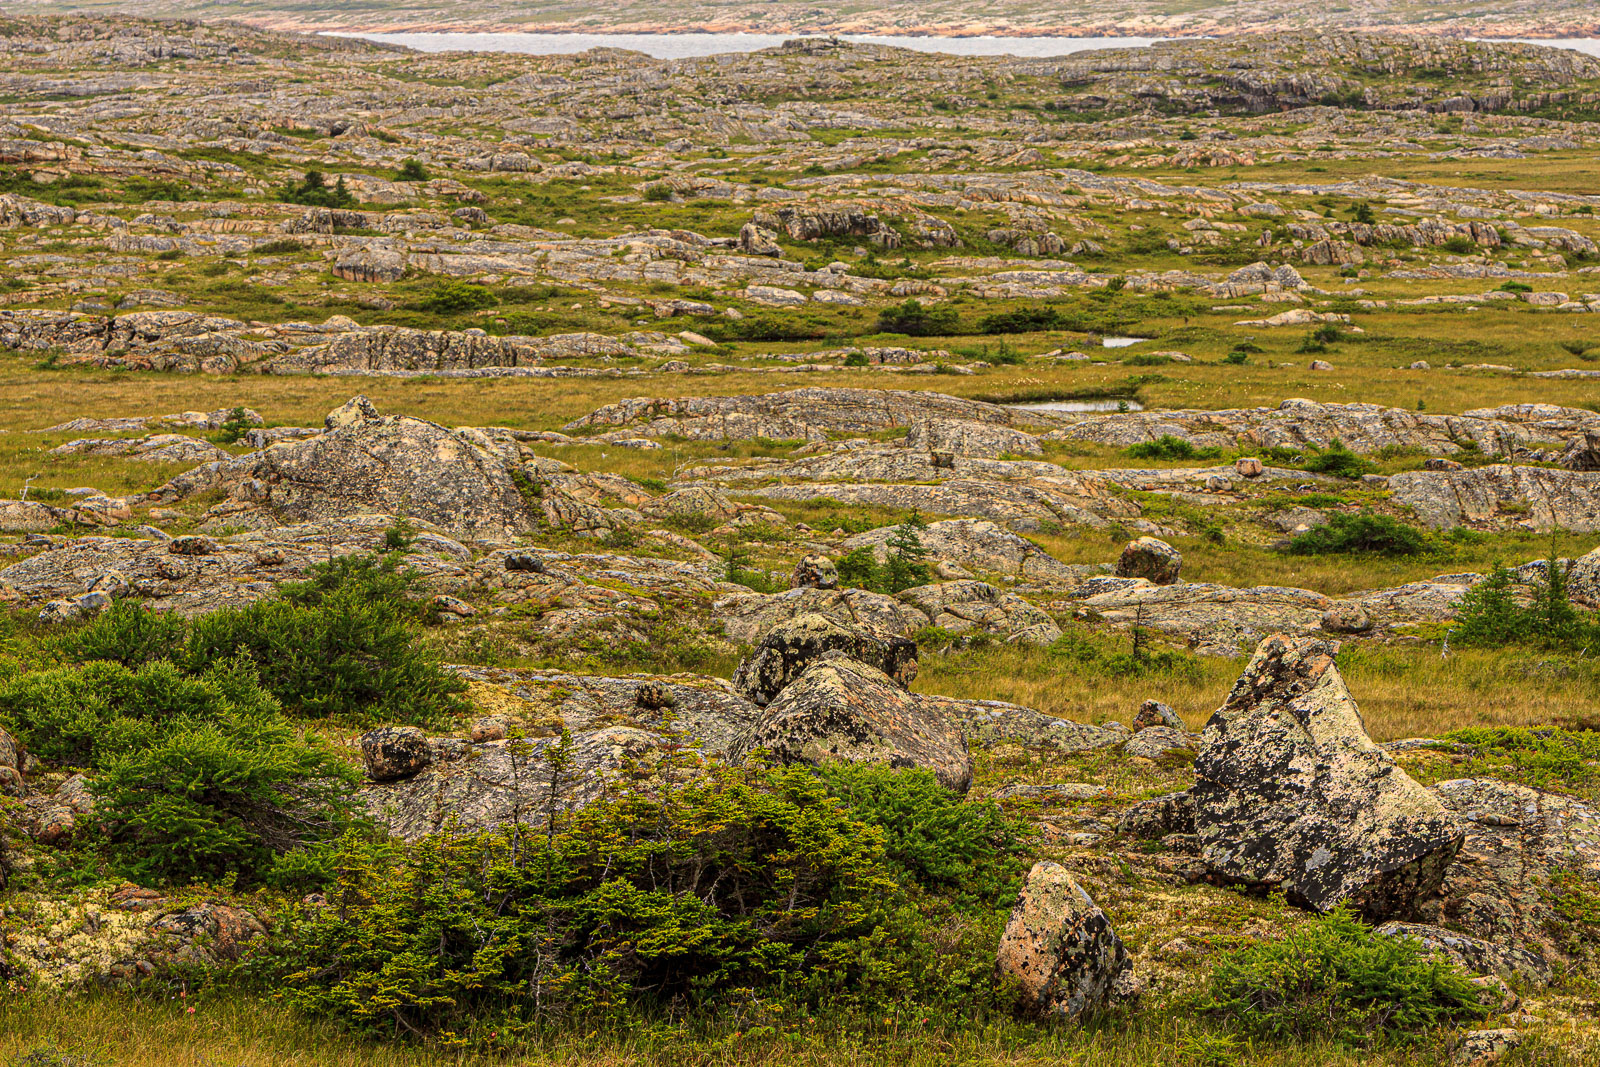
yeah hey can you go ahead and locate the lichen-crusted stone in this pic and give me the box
[1373,921,1551,987]
[359,725,433,782]
[731,612,918,707]
[790,553,839,590]
[996,861,1129,1019]
[730,653,972,792]
[1192,634,1464,919]
[904,417,1043,458]
[205,397,539,537]
[1414,777,1600,970]
[1115,537,1182,584]
[0,724,22,796]
[1133,699,1182,731]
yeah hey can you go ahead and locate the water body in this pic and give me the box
[333,32,1164,59]
[1101,336,1149,348]
[1012,399,1145,413]
[1474,38,1600,59]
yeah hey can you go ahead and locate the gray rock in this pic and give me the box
[730,653,972,792]
[996,861,1129,1019]
[733,612,918,707]
[1116,792,1196,838]
[1373,921,1551,987]
[1122,725,1198,761]
[1133,699,1182,731]
[1115,537,1181,584]
[1193,635,1464,918]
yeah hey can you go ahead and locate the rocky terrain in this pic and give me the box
[3,14,1600,1067]
[9,1,1600,40]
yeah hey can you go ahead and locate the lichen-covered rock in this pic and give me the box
[790,553,839,590]
[1321,600,1373,633]
[1116,791,1196,838]
[1414,777,1600,970]
[1453,1029,1520,1066]
[904,417,1042,458]
[842,518,1080,583]
[730,653,972,791]
[1122,725,1198,761]
[896,580,1061,643]
[147,903,267,966]
[1115,537,1182,584]
[1373,921,1551,987]
[1133,699,1182,731]
[996,861,1129,1019]
[0,724,22,796]
[1192,635,1464,918]
[359,726,433,782]
[187,397,539,537]
[732,612,918,707]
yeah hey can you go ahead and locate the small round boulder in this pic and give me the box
[1115,537,1182,585]
[1321,601,1373,634]
[359,726,433,782]
[470,716,509,743]
[1234,456,1264,478]
[790,553,839,590]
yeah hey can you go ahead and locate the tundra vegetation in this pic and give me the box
[4,13,1600,1067]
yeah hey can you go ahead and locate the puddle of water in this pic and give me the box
[1011,400,1145,412]
[1101,336,1149,348]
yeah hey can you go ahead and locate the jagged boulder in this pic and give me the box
[1133,699,1182,731]
[732,612,917,707]
[996,861,1129,1019]
[1115,537,1182,585]
[904,418,1043,458]
[730,653,971,791]
[1192,635,1464,919]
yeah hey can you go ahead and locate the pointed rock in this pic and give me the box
[1193,634,1463,919]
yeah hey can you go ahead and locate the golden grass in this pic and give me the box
[915,642,1600,743]
[5,989,1578,1067]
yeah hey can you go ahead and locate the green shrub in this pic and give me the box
[1497,281,1533,293]
[213,405,254,445]
[814,764,1026,912]
[0,658,356,886]
[0,658,278,767]
[1444,724,1600,797]
[883,513,932,592]
[876,299,959,337]
[1205,909,1485,1044]
[275,764,1013,1038]
[1452,561,1598,654]
[1124,435,1222,462]
[412,281,498,314]
[1046,626,1203,683]
[253,238,305,255]
[96,701,357,886]
[977,307,1065,334]
[836,546,882,590]
[52,601,187,668]
[1220,351,1249,365]
[643,183,674,202]
[186,557,466,725]
[395,159,429,182]
[280,170,354,208]
[1286,512,1429,557]
[842,350,871,367]
[1301,439,1374,478]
